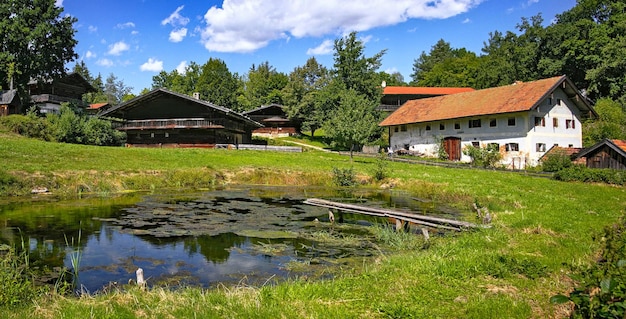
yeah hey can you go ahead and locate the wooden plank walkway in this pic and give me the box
[303,198,486,232]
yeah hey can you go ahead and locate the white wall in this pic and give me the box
[388,87,584,168]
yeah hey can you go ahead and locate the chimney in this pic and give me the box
[192,92,200,100]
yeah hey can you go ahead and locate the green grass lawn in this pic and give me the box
[1,132,625,318]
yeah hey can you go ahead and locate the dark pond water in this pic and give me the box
[0,186,462,294]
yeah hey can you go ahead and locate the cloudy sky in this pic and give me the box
[60,0,576,94]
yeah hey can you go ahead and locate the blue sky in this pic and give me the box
[58,0,577,94]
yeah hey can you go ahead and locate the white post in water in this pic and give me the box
[136,268,146,289]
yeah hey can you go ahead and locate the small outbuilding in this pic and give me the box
[575,139,626,170]
[100,88,262,148]
[0,89,21,116]
[243,104,300,137]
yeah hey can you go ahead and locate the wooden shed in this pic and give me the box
[100,88,262,148]
[575,139,626,170]
[0,89,21,116]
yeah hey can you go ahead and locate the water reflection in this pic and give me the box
[0,186,462,293]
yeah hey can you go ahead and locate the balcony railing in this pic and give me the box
[30,94,90,107]
[116,118,227,130]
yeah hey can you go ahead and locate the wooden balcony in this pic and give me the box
[116,118,227,131]
[30,94,90,108]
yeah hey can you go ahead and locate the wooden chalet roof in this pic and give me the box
[380,76,596,126]
[0,90,19,105]
[576,139,626,159]
[383,86,474,95]
[28,73,96,92]
[242,103,285,115]
[100,88,262,127]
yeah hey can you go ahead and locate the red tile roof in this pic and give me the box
[380,76,580,126]
[611,140,626,152]
[383,86,474,95]
[89,103,109,109]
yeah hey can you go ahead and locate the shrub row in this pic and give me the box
[552,165,626,185]
[0,105,125,146]
[552,216,626,318]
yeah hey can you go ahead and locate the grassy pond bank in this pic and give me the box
[0,132,625,318]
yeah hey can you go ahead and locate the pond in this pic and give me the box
[0,186,463,294]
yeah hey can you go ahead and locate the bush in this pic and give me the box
[0,111,53,141]
[371,152,388,181]
[552,216,626,318]
[541,152,573,172]
[463,144,502,168]
[332,167,357,187]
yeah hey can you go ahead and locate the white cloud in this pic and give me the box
[116,22,136,29]
[385,67,398,74]
[176,61,188,74]
[55,0,63,7]
[306,39,333,55]
[88,25,98,33]
[96,58,114,67]
[85,50,96,59]
[200,0,484,53]
[462,18,471,23]
[162,5,190,26]
[131,30,139,35]
[108,41,130,55]
[140,58,164,72]
[169,28,188,43]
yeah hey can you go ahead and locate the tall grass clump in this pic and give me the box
[0,242,44,307]
[61,228,84,296]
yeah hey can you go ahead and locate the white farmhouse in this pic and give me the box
[379,76,597,168]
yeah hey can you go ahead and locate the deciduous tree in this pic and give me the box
[0,0,78,107]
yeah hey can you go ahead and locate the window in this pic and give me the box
[454,122,461,130]
[505,143,519,152]
[536,143,546,152]
[425,125,431,131]
[557,98,562,105]
[150,133,155,138]
[568,144,574,147]
[394,126,399,132]
[508,117,516,126]
[400,125,407,132]
[439,123,445,130]
[469,119,481,128]
[489,119,497,127]
[547,97,552,105]
[534,116,545,127]
[472,141,480,147]
[566,119,576,129]
[487,143,499,151]
[553,118,559,128]
[165,132,169,138]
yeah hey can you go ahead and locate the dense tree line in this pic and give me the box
[3,0,625,149]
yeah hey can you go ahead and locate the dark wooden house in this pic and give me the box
[379,86,475,113]
[100,88,262,148]
[29,73,95,114]
[575,139,626,170]
[0,89,21,116]
[242,104,300,137]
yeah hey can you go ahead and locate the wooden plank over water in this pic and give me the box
[304,198,484,231]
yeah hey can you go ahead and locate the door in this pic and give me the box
[443,137,462,161]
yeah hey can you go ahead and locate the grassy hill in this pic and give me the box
[1,132,625,318]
